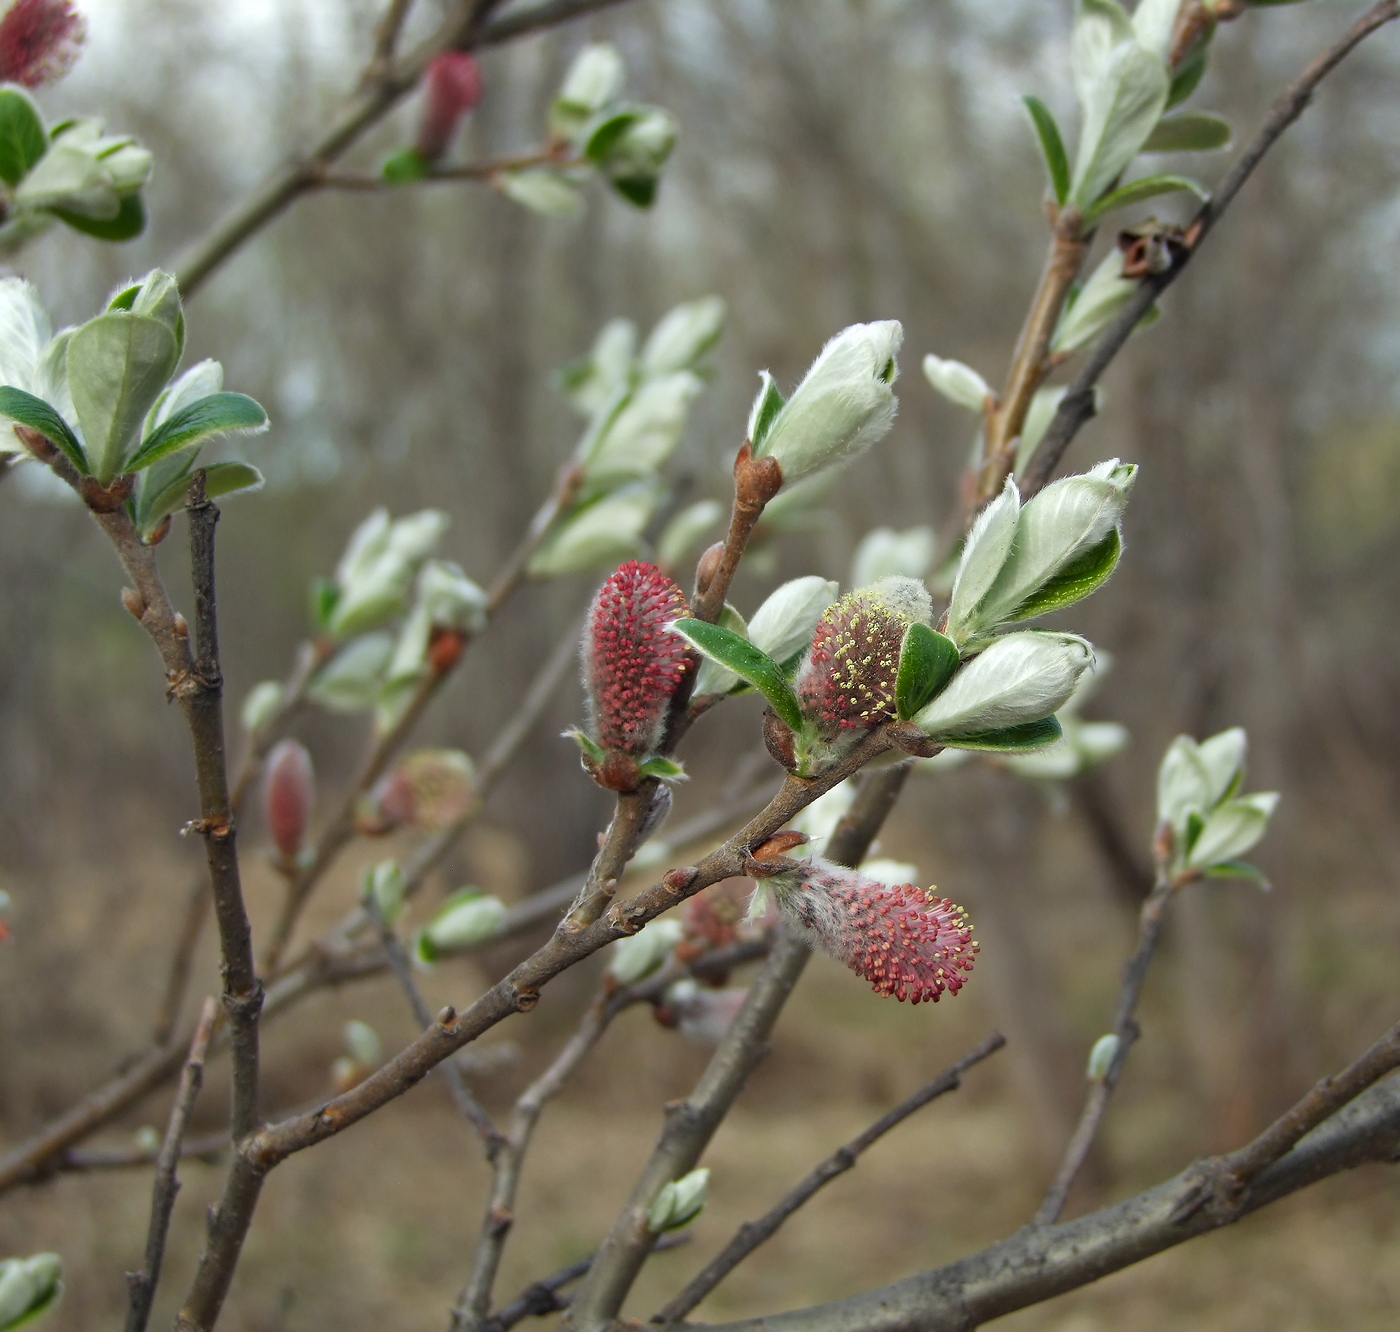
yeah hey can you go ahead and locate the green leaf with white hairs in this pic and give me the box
[1001,527,1123,623]
[202,460,265,501]
[52,191,146,242]
[1195,727,1247,803]
[1082,172,1206,225]
[1166,44,1209,109]
[0,88,48,187]
[895,622,960,720]
[1071,0,1135,109]
[944,476,1020,645]
[1142,112,1231,153]
[641,296,725,376]
[747,575,838,670]
[1052,251,1137,354]
[637,754,687,782]
[134,460,265,537]
[1022,95,1070,204]
[942,715,1065,753]
[0,1252,63,1330]
[66,312,179,483]
[0,385,86,472]
[1069,40,1170,210]
[922,353,990,413]
[746,371,784,449]
[567,726,607,766]
[691,602,749,697]
[126,392,268,471]
[581,371,702,487]
[670,617,803,732]
[1156,727,1248,831]
[526,485,657,576]
[1186,792,1279,869]
[1131,0,1180,61]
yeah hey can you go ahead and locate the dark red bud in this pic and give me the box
[263,739,315,862]
[762,708,797,770]
[415,51,483,161]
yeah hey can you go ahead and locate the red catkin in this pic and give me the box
[263,739,315,861]
[583,560,694,757]
[0,0,84,88]
[796,588,910,735]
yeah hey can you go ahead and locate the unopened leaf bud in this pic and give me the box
[664,982,749,1045]
[0,1252,62,1329]
[343,1019,383,1069]
[641,296,725,377]
[120,586,145,619]
[552,43,625,135]
[921,353,991,413]
[1086,1032,1120,1081]
[262,739,315,862]
[416,889,507,963]
[364,859,405,924]
[415,51,483,162]
[647,1166,710,1232]
[752,321,902,485]
[608,916,684,985]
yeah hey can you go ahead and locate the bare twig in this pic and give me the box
[369,0,418,76]
[364,894,502,1151]
[1034,870,1175,1226]
[1020,0,1400,496]
[693,1065,1400,1332]
[565,762,914,1331]
[125,998,219,1332]
[653,1031,1006,1324]
[314,150,578,189]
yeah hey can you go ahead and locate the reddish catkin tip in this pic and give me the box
[769,859,978,1004]
[263,738,315,862]
[583,560,695,757]
[795,588,912,736]
[0,0,85,88]
[415,50,484,161]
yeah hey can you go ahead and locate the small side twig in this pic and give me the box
[1034,868,1175,1226]
[125,997,219,1332]
[653,1030,1007,1323]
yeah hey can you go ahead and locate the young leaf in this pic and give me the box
[1004,527,1122,622]
[1082,173,1206,225]
[609,173,658,208]
[0,385,87,473]
[1166,44,1209,109]
[52,191,147,242]
[1022,95,1070,205]
[0,87,48,187]
[566,727,607,765]
[895,622,960,720]
[584,108,643,162]
[1205,859,1270,887]
[637,754,687,781]
[1142,112,1231,154]
[1069,41,1170,210]
[201,460,265,500]
[943,716,1064,753]
[746,371,785,449]
[669,616,803,733]
[126,392,268,471]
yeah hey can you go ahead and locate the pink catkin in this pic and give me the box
[263,739,315,861]
[584,561,694,756]
[0,0,84,88]
[772,860,977,1003]
[795,590,909,735]
[415,51,483,160]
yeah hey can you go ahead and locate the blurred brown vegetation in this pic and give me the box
[1,1,1399,1328]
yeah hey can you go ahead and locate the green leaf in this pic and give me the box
[133,462,193,535]
[52,190,147,241]
[566,726,607,765]
[747,372,785,450]
[1069,41,1170,210]
[943,715,1064,753]
[895,622,961,720]
[126,392,268,471]
[609,173,658,208]
[309,577,339,631]
[584,108,643,163]
[669,616,802,733]
[107,284,139,312]
[1166,45,1209,109]
[637,755,687,781]
[66,312,179,484]
[1004,527,1122,622]
[1142,112,1230,153]
[1022,95,1070,205]
[0,87,48,187]
[1205,859,1270,887]
[0,385,87,473]
[1183,808,1206,856]
[202,459,264,500]
[1082,173,1206,225]
[381,148,429,183]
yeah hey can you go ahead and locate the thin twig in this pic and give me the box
[653,1030,1007,1323]
[369,0,418,75]
[1020,0,1400,496]
[125,998,219,1332]
[1034,870,1174,1227]
[565,763,915,1331]
[364,894,503,1151]
[314,149,577,189]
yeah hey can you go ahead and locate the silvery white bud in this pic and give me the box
[365,859,405,924]
[497,169,582,218]
[607,916,684,985]
[753,321,903,484]
[418,890,507,961]
[1132,0,1179,63]
[130,270,183,342]
[976,459,1136,625]
[1185,792,1279,870]
[102,142,154,192]
[418,560,487,633]
[240,681,284,735]
[850,526,936,589]
[1156,727,1247,832]
[133,1125,161,1155]
[0,1253,62,1329]
[944,477,1020,646]
[526,484,657,577]
[657,499,724,571]
[1074,719,1129,766]
[556,43,626,119]
[385,510,450,566]
[1086,1032,1120,1081]
[914,632,1095,739]
[1051,251,1139,354]
[335,509,393,589]
[922,354,991,413]
[308,633,393,713]
[343,1020,383,1069]
[1070,0,1134,109]
[750,576,839,668]
[641,296,725,376]
[647,1166,710,1232]
[146,359,223,437]
[0,277,53,403]
[583,371,703,486]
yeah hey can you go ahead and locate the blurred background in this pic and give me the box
[1,0,1398,1327]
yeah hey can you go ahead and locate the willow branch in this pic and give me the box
[654,1030,1006,1324]
[1034,868,1175,1226]
[1020,0,1400,496]
[565,762,914,1331]
[125,998,219,1332]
